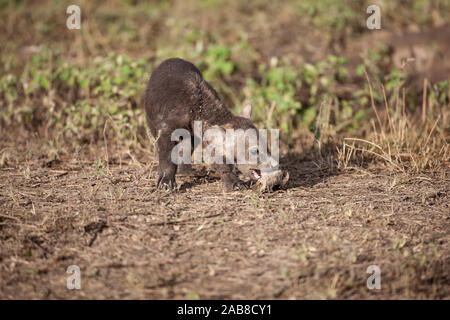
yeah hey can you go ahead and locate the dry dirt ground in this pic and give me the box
[0,148,449,299]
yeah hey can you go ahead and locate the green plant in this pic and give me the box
[244,62,301,133]
[203,44,234,80]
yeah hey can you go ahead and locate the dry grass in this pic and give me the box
[337,72,449,174]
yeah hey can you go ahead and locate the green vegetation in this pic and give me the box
[0,0,448,171]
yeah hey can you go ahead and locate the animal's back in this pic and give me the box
[144,58,203,135]
[144,58,231,137]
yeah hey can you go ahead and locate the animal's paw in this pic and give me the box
[223,175,247,192]
[157,174,177,191]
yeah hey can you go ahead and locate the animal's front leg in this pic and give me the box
[213,164,247,191]
[157,132,177,190]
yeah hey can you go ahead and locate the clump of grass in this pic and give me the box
[337,70,449,173]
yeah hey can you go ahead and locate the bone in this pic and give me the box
[252,170,289,193]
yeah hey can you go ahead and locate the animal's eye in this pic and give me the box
[250,148,258,155]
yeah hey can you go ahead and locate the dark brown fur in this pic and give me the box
[145,58,259,190]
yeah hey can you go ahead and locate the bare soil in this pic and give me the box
[1,145,448,299]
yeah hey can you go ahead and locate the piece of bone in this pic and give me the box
[252,170,289,193]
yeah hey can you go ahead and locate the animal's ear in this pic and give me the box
[239,103,253,119]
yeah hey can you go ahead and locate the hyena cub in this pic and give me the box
[144,58,279,191]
